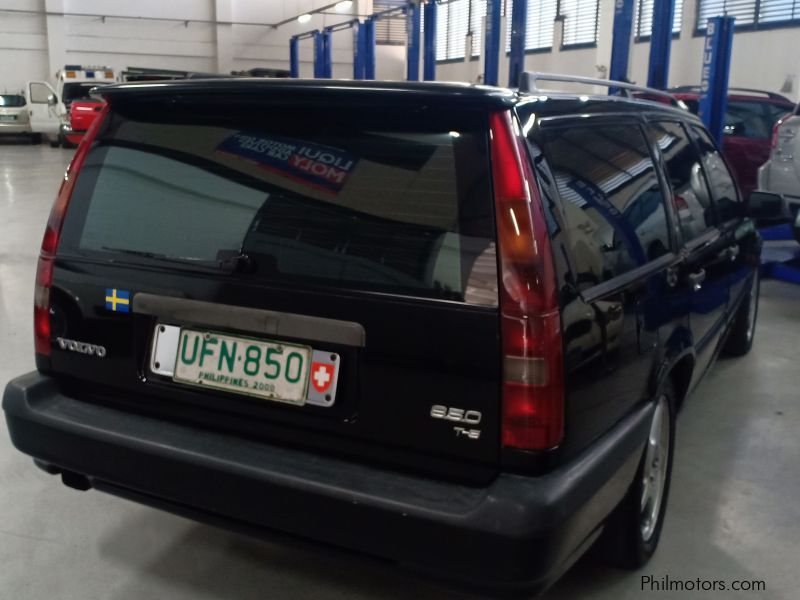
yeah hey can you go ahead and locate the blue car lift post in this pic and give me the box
[647,0,676,89]
[423,1,437,81]
[406,1,421,81]
[483,0,502,86]
[609,0,635,89]
[698,16,735,144]
[289,31,320,78]
[291,3,410,81]
[508,0,527,88]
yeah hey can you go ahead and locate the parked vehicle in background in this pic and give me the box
[26,65,115,146]
[2,76,782,595]
[671,87,795,198]
[0,93,33,140]
[63,98,106,147]
[758,104,800,218]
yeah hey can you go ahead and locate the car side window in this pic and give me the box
[540,122,671,288]
[690,125,742,222]
[650,121,716,241]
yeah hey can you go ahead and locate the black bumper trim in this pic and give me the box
[3,372,652,592]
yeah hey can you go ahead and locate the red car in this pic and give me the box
[671,87,795,197]
[61,98,106,147]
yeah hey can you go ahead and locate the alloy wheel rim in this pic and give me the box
[640,395,670,542]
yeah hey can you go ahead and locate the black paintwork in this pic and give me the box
[4,80,762,592]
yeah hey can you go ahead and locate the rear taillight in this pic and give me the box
[34,105,108,356]
[489,110,563,451]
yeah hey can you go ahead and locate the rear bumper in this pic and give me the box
[758,161,800,214]
[3,372,651,593]
[0,122,31,134]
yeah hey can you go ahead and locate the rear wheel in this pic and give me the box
[723,270,759,357]
[598,381,676,569]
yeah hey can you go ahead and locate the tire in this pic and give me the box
[723,270,759,357]
[48,136,59,148]
[597,380,676,569]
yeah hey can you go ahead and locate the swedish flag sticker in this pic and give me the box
[105,288,130,313]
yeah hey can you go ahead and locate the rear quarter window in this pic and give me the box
[536,121,671,288]
[60,98,498,305]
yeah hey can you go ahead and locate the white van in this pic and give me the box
[27,65,116,146]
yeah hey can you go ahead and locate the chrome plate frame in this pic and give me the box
[149,324,340,407]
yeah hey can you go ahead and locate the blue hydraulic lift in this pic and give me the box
[699,16,735,144]
[423,1,437,81]
[609,0,635,85]
[484,0,502,86]
[406,1,421,82]
[647,0,676,89]
[508,0,527,88]
[289,3,411,81]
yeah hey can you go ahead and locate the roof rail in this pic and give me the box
[669,85,791,102]
[519,72,682,107]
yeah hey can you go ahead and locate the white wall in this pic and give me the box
[1,0,797,101]
[0,0,361,89]
[0,0,48,94]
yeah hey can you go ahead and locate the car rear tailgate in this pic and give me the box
[45,84,505,480]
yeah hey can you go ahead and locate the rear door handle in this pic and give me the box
[726,245,740,261]
[687,269,706,291]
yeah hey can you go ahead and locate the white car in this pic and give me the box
[758,103,800,217]
[0,93,33,140]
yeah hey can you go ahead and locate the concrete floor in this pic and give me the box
[1,140,799,599]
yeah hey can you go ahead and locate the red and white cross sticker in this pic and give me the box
[311,362,335,393]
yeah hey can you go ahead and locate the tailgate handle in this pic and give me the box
[133,293,366,347]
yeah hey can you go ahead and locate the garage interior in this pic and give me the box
[1,1,799,599]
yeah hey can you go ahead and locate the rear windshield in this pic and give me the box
[0,94,25,107]
[63,82,109,104]
[724,100,793,139]
[61,97,497,305]
[682,98,792,139]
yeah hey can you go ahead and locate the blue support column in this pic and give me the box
[699,16,735,144]
[423,1,436,81]
[353,21,365,79]
[290,36,299,78]
[508,0,527,88]
[364,17,376,80]
[484,0,502,86]
[313,31,324,78]
[647,0,676,89]
[407,3,421,81]
[321,28,333,78]
[609,0,635,86]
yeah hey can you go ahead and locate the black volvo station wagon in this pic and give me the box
[3,77,775,594]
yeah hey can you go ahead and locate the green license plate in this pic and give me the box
[0,115,17,121]
[173,329,311,405]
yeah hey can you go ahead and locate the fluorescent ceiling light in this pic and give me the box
[335,0,353,11]
[297,13,312,24]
